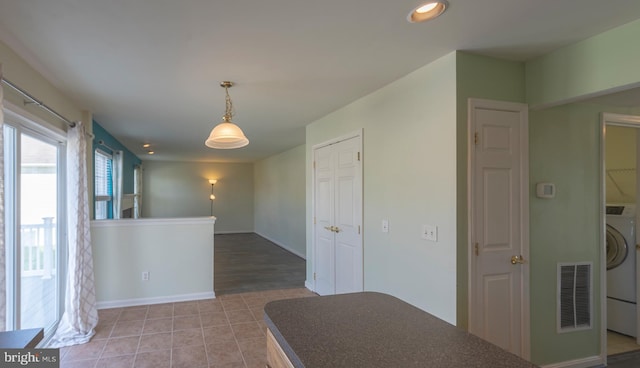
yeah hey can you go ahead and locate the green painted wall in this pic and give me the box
[528,102,640,365]
[524,18,640,365]
[455,52,526,329]
[92,218,214,306]
[306,52,458,323]
[529,103,603,365]
[254,144,306,258]
[142,160,254,233]
[526,19,640,109]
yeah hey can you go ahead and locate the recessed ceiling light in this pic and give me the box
[142,143,150,148]
[416,3,438,13]
[408,1,448,23]
[148,151,155,155]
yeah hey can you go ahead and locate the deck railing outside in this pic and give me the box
[21,217,56,278]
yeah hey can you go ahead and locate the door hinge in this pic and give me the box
[357,152,360,161]
[314,217,316,224]
[474,132,479,145]
[358,225,361,234]
[313,161,316,169]
[475,242,479,256]
[313,272,316,281]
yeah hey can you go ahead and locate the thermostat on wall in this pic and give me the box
[536,182,555,199]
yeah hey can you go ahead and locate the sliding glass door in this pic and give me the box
[3,113,65,335]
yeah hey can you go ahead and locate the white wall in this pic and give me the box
[306,52,458,323]
[91,218,215,308]
[142,160,254,233]
[254,144,306,258]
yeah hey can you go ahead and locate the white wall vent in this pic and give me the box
[557,262,592,332]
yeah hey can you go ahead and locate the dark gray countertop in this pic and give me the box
[0,328,43,348]
[264,292,538,368]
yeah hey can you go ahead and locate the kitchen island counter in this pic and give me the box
[264,292,538,368]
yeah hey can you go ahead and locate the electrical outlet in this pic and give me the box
[422,225,438,242]
[382,219,389,233]
[142,271,149,281]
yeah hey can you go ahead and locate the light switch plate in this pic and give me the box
[422,225,437,241]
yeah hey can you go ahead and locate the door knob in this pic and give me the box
[332,226,341,233]
[511,255,525,264]
[324,226,333,231]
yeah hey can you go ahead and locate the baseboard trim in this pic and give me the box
[305,280,314,292]
[541,355,604,368]
[254,231,306,260]
[97,291,216,309]
[214,230,254,235]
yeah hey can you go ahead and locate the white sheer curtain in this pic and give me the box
[112,150,123,219]
[49,120,98,347]
[0,64,6,332]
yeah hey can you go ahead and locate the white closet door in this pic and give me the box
[313,135,362,295]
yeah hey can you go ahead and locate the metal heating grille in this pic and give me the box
[558,263,592,332]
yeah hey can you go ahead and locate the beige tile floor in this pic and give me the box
[60,288,317,368]
[608,330,640,356]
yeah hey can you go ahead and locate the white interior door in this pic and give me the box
[469,99,529,359]
[314,144,335,295]
[333,137,362,294]
[313,134,363,295]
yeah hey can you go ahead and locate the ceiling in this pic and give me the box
[1,0,640,162]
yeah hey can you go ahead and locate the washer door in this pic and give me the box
[606,224,628,270]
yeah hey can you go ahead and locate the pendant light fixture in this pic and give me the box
[205,81,249,149]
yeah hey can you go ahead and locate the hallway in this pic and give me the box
[214,233,306,295]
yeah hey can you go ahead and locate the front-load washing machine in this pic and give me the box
[606,204,637,337]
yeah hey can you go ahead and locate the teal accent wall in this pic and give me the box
[92,120,142,194]
[455,52,526,329]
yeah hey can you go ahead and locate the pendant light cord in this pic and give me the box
[224,85,235,120]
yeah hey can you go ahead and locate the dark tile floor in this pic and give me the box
[214,233,306,295]
[608,349,640,368]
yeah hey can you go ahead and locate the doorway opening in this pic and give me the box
[602,113,640,359]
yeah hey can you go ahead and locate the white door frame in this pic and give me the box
[599,112,640,365]
[310,129,363,293]
[467,98,530,359]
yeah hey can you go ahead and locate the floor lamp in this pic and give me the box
[209,179,217,216]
